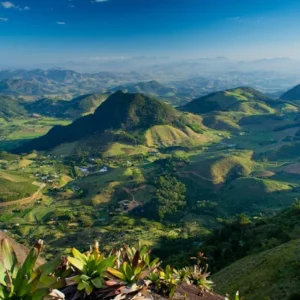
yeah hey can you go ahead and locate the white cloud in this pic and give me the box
[1,1,15,8]
[92,0,109,3]
[57,21,66,25]
[1,2,30,10]
[0,17,8,21]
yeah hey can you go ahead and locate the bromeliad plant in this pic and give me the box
[148,265,181,298]
[180,264,213,293]
[65,244,161,300]
[101,245,161,300]
[63,241,116,298]
[0,238,64,300]
[183,252,214,293]
[64,243,216,300]
[0,238,216,300]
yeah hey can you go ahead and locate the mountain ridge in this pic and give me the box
[14,91,201,153]
[181,87,275,114]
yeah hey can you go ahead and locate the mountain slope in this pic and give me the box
[281,84,300,101]
[0,95,28,119]
[0,78,46,95]
[110,80,175,95]
[212,239,300,300]
[15,91,206,153]
[24,93,107,119]
[181,87,275,114]
[110,80,193,105]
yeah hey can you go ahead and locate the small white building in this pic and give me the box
[99,166,108,173]
[77,167,89,173]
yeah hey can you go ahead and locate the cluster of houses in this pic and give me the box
[76,165,108,175]
[35,172,60,183]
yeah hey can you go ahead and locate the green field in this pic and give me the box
[0,117,71,150]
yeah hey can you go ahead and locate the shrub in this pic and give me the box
[0,238,63,300]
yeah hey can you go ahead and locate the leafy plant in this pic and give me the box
[100,245,160,300]
[148,265,181,298]
[0,238,63,300]
[182,252,213,293]
[64,241,116,298]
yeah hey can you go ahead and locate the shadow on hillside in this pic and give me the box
[0,139,31,151]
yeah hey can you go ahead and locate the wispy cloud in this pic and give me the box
[1,1,15,8]
[0,17,8,21]
[229,16,262,25]
[92,0,109,3]
[57,21,66,25]
[1,1,30,10]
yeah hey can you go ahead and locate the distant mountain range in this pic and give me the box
[1,83,299,124]
[7,83,300,153]
[0,69,147,98]
[0,68,299,103]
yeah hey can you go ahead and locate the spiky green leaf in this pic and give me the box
[68,257,85,272]
[0,238,17,272]
[106,267,126,280]
[91,277,103,289]
[71,248,88,263]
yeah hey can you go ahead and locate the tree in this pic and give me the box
[237,213,251,225]
[154,175,186,220]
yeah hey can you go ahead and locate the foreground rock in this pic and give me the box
[153,283,225,300]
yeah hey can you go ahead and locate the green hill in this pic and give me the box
[183,151,254,185]
[212,239,300,300]
[281,84,300,101]
[199,202,300,299]
[110,80,176,96]
[14,91,208,153]
[202,112,242,131]
[0,170,37,202]
[110,80,194,105]
[24,93,107,119]
[181,87,275,114]
[0,95,28,120]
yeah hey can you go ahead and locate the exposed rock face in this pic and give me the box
[153,284,225,300]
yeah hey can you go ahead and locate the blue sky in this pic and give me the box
[1,0,300,67]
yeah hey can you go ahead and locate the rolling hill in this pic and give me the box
[110,80,176,96]
[109,80,196,105]
[0,78,48,96]
[212,239,300,300]
[14,91,210,153]
[23,93,107,119]
[206,202,300,300]
[181,87,275,114]
[0,95,28,119]
[281,84,300,101]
